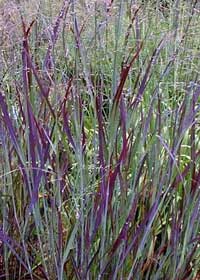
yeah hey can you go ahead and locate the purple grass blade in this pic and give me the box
[72,8,94,100]
[96,93,106,198]
[142,57,176,142]
[181,85,200,133]
[131,37,169,109]
[118,198,160,269]
[171,150,200,190]
[78,96,86,153]
[0,91,22,157]
[91,93,107,237]
[0,229,29,272]
[23,47,56,118]
[107,138,129,205]
[109,195,139,255]
[22,28,48,206]
[189,192,200,241]
[15,84,26,126]
[112,44,143,110]
[62,101,76,150]
[22,42,38,195]
[0,91,30,188]
[59,78,73,117]
[179,243,198,280]
[120,95,127,147]
[44,0,69,71]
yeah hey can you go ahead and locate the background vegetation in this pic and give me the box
[0,0,200,279]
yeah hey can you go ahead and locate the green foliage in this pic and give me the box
[0,0,200,279]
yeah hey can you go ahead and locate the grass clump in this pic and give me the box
[0,0,200,279]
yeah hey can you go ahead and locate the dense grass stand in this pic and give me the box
[0,0,200,279]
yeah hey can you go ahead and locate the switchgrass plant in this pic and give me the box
[0,0,200,279]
